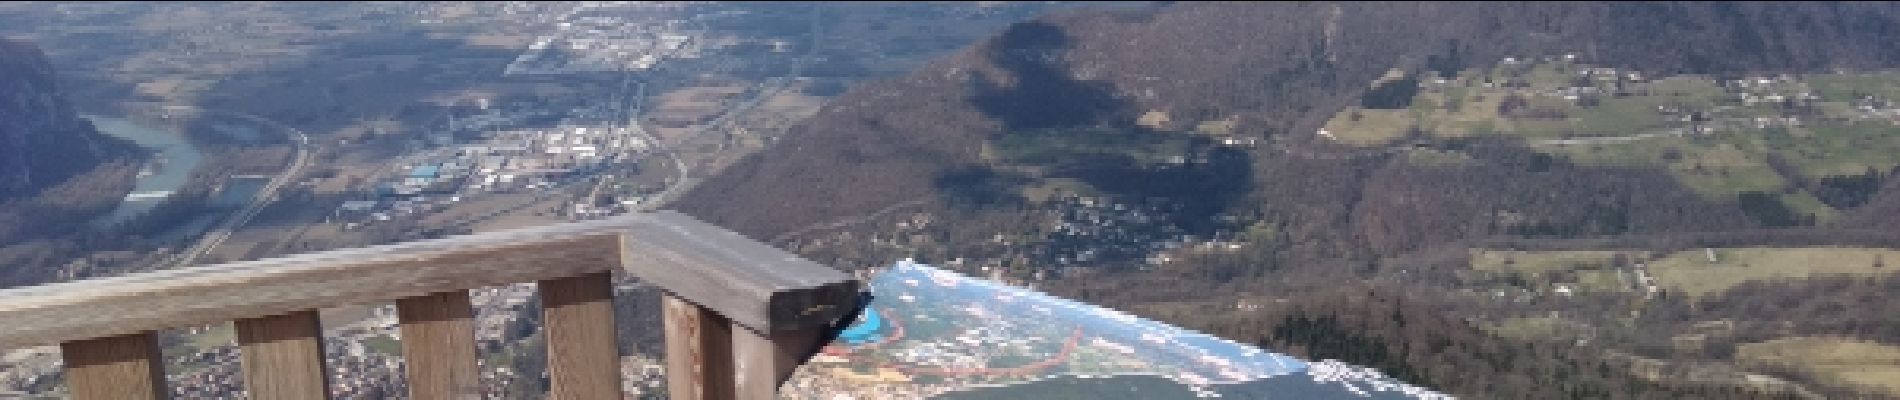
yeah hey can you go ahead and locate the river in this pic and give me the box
[82,114,204,227]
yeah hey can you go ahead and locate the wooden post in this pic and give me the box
[397,290,481,400]
[0,212,860,400]
[235,311,332,400]
[731,327,823,399]
[61,331,167,400]
[539,272,622,400]
[663,295,734,400]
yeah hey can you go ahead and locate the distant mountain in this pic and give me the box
[678,1,1900,242]
[0,38,119,201]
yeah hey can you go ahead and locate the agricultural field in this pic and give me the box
[1318,107,1414,145]
[1469,247,1900,299]
[1322,57,1900,219]
[1736,337,1900,396]
[1644,247,1900,299]
[1470,249,1645,276]
[1466,249,1652,294]
[1806,71,1900,101]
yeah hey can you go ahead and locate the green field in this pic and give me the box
[1783,122,1900,178]
[1410,90,1508,138]
[1737,337,1900,396]
[1574,269,1628,293]
[1320,107,1414,145]
[1321,59,1900,205]
[1780,191,1842,225]
[1468,249,1646,294]
[1470,249,1645,276]
[1473,247,1900,298]
[1661,142,1788,198]
[1645,247,1900,299]
[1644,76,1728,105]
[1806,72,1900,101]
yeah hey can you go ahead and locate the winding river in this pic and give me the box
[82,114,204,227]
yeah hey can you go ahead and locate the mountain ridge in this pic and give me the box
[678,2,1900,242]
[0,38,121,201]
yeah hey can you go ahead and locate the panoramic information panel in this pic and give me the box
[782,261,1448,399]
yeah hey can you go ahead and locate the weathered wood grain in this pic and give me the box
[0,212,853,350]
[619,211,859,333]
[398,290,481,400]
[664,295,734,400]
[732,326,825,400]
[235,310,332,400]
[0,210,860,400]
[0,223,621,350]
[61,331,166,400]
[540,272,622,400]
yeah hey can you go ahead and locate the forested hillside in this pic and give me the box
[678,2,1900,397]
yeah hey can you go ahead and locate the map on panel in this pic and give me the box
[781,260,1449,399]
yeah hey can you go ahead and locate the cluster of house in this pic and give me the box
[1726,75,1825,107]
[1851,94,1900,125]
[166,346,243,399]
[338,118,652,224]
[1041,195,1184,267]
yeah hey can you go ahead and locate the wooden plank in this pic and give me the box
[397,291,481,400]
[235,310,331,400]
[61,331,166,400]
[0,211,853,350]
[731,326,824,399]
[618,211,860,333]
[663,295,734,400]
[0,226,619,350]
[539,272,622,400]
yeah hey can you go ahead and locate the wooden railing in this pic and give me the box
[0,211,861,400]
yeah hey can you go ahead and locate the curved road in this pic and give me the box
[769,197,930,245]
[639,5,821,210]
[1282,127,1693,161]
[636,75,789,211]
[159,105,312,270]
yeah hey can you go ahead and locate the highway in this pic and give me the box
[638,5,821,210]
[159,105,312,270]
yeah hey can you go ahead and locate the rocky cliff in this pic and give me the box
[0,39,116,201]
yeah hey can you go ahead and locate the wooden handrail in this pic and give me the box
[0,210,860,399]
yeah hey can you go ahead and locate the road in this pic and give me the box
[769,197,930,244]
[160,105,312,270]
[1527,129,1683,146]
[639,5,822,210]
[623,79,691,212]
[1283,127,1693,161]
